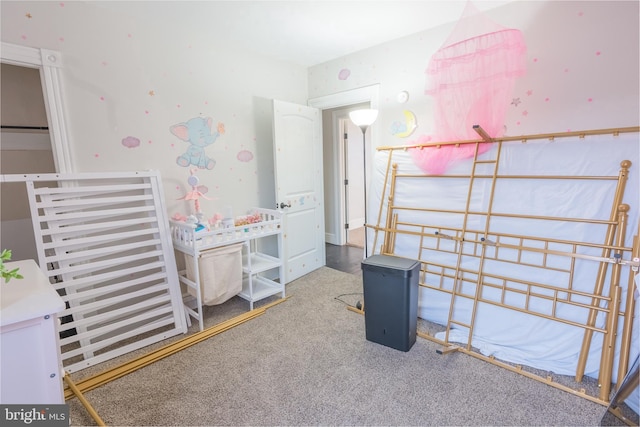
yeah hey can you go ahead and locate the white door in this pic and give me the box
[346,119,365,231]
[273,99,325,283]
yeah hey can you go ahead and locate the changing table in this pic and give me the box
[170,208,285,330]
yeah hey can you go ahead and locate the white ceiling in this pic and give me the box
[93,1,514,67]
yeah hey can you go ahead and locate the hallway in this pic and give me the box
[325,242,364,276]
[346,226,364,248]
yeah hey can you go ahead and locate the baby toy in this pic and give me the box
[177,168,213,231]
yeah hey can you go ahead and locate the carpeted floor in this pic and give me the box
[67,267,607,426]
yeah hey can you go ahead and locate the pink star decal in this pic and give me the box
[526,90,533,96]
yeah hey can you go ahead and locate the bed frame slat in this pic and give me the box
[2,171,187,373]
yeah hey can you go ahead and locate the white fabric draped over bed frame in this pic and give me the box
[369,131,639,387]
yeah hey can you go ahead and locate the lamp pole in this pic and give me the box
[358,125,369,258]
[348,109,378,259]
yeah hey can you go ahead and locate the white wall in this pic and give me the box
[0,1,309,221]
[308,1,639,140]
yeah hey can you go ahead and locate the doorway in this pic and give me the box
[1,42,72,262]
[0,63,55,261]
[310,84,380,251]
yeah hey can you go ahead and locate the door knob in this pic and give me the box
[279,202,291,209]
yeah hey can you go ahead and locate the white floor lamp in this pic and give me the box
[348,108,378,258]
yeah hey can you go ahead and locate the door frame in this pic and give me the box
[337,115,349,245]
[1,42,73,173]
[342,116,366,241]
[308,84,380,246]
[334,112,366,246]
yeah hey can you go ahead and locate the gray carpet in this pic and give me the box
[68,267,606,426]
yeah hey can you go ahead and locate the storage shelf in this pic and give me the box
[243,252,282,274]
[238,275,282,302]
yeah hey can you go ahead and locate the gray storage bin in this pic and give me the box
[361,255,420,352]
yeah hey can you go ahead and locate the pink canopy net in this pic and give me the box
[410,1,527,174]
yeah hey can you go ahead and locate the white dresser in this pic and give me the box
[1,259,65,404]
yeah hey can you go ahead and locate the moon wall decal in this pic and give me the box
[394,110,417,138]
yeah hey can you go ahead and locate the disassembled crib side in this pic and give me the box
[1,171,188,374]
[370,126,640,405]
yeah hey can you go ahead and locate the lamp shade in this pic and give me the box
[349,109,378,129]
